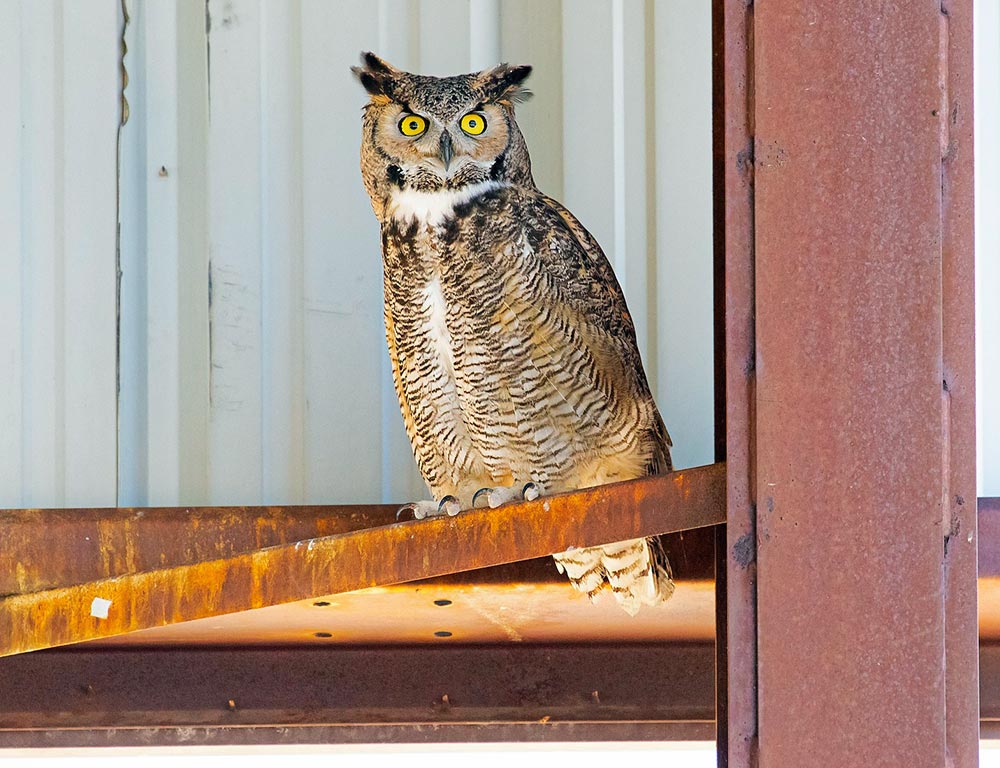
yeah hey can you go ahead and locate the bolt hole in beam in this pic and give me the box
[433,599,452,606]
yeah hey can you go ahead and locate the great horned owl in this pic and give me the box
[353,53,674,615]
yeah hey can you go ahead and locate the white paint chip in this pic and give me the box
[90,597,112,619]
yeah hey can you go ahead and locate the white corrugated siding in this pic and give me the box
[0,0,121,508]
[24,0,1000,506]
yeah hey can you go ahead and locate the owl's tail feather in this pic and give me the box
[553,537,675,616]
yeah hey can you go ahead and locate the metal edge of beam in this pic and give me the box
[941,2,980,764]
[715,0,757,765]
[0,722,718,749]
[0,463,726,656]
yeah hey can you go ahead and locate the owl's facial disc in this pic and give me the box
[355,55,535,204]
[383,103,510,191]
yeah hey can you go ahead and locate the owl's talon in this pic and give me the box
[472,488,491,508]
[471,483,546,509]
[439,496,461,516]
[398,500,444,520]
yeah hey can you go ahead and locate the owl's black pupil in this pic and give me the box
[409,121,418,130]
[470,120,477,127]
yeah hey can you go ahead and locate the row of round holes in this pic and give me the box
[311,598,453,639]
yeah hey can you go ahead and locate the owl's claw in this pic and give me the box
[397,497,461,521]
[396,502,419,521]
[439,495,461,517]
[472,487,492,508]
[472,482,545,509]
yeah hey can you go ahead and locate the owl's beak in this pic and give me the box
[438,130,454,171]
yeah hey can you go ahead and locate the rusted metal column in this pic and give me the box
[714,0,757,766]
[752,2,976,767]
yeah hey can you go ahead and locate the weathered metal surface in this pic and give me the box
[753,2,973,766]
[981,644,1000,739]
[713,0,757,765]
[82,580,715,647]
[941,3,980,764]
[981,498,1000,577]
[0,504,400,595]
[0,643,716,747]
[0,463,725,656]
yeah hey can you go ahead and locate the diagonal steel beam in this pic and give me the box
[0,463,725,657]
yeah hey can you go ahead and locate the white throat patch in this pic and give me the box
[388,180,507,226]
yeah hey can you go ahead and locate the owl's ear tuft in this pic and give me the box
[476,63,533,105]
[362,51,398,75]
[352,52,400,101]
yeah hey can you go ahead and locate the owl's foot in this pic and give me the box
[396,495,461,521]
[472,482,543,509]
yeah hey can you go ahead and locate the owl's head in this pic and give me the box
[353,52,534,218]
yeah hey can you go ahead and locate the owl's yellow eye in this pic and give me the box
[460,112,487,136]
[398,114,427,137]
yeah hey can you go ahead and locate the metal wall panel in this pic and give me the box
[0,0,120,509]
[4,0,716,507]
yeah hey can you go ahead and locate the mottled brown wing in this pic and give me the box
[527,193,672,476]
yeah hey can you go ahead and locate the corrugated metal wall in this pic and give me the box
[0,1,121,508]
[4,0,994,508]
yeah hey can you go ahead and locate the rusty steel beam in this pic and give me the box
[4,641,998,748]
[713,0,756,765]
[752,2,976,767]
[981,644,1000,739]
[0,504,401,595]
[0,643,716,747]
[0,463,725,657]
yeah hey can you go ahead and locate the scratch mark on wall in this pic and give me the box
[205,0,212,116]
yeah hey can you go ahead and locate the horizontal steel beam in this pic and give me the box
[3,641,998,747]
[0,643,716,747]
[0,463,726,656]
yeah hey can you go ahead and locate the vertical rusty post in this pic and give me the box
[941,1,979,764]
[752,2,977,766]
[715,0,757,765]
